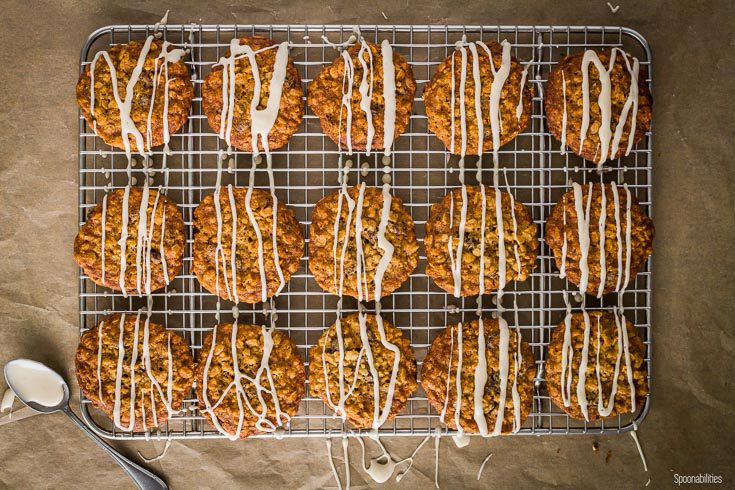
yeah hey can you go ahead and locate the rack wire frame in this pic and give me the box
[77,24,653,440]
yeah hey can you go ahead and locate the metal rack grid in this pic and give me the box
[78,24,653,440]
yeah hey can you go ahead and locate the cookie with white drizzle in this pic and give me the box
[309,184,418,300]
[202,36,304,152]
[307,40,416,153]
[546,309,649,421]
[545,182,654,297]
[425,185,538,297]
[545,49,653,167]
[423,39,533,155]
[76,39,194,153]
[308,312,417,429]
[196,321,305,438]
[75,313,194,432]
[74,187,186,294]
[192,186,304,304]
[421,318,535,435]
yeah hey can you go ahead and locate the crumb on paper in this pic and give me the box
[605,449,612,464]
[607,2,620,13]
[592,441,599,452]
[381,11,388,20]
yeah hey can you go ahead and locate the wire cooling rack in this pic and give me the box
[78,24,653,440]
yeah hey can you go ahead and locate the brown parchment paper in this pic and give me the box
[1,1,735,488]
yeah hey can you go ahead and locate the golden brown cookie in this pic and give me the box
[196,322,305,438]
[425,185,538,297]
[307,41,416,152]
[545,182,654,296]
[546,310,649,421]
[76,39,194,152]
[308,184,418,300]
[75,313,194,432]
[423,40,533,155]
[192,187,304,304]
[74,187,186,295]
[545,49,653,164]
[202,36,304,152]
[421,318,535,434]
[308,313,417,429]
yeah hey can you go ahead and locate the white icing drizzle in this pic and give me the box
[439,325,455,423]
[381,40,397,156]
[1,388,15,418]
[597,176,608,298]
[212,156,233,302]
[326,435,344,490]
[579,49,641,168]
[511,298,523,433]
[617,307,637,412]
[100,194,108,285]
[560,292,575,407]
[612,182,624,291]
[137,438,172,463]
[227,184,239,303]
[560,69,568,154]
[575,309,592,420]
[341,435,351,489]
[571,182,593,294]
[630,426,648,472]
[355,434,430,484]
[89,36,153,161]
[213,40,292,303]
[491,316,511,435]
[90,36,182,295]
[322,38,401,431]
[118,186,131,295]
[453,321,464,439]
[200,304,289,439]
[356,40,375,155]
[110,308,178,432]
[596,313,622,417]
[96,320,105,403]
[472,316,489,435]
[622,183,633,292]
[433,427,441,489]
[340,50,356,155]
[515,54,533,120]
[444,39,521,440]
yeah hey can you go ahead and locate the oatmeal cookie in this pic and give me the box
[545,49,653,164]
[76,39,194,152]
[308,184,418,300]
[196,322,305,438]
[425,185,538,296]
[423,40,533,155]
[202,36,304,152]
[546,310,649,421]
[307,40,416,152]
[545,182,654,296]
[75,313,194,432]
[421,318,535,434]
[308,313,417,429]
[192,187,304,304]
[74,187,186,294]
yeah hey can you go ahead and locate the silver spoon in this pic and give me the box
[4,359,167,490]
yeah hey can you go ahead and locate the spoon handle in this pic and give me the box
[62,406,168,490]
